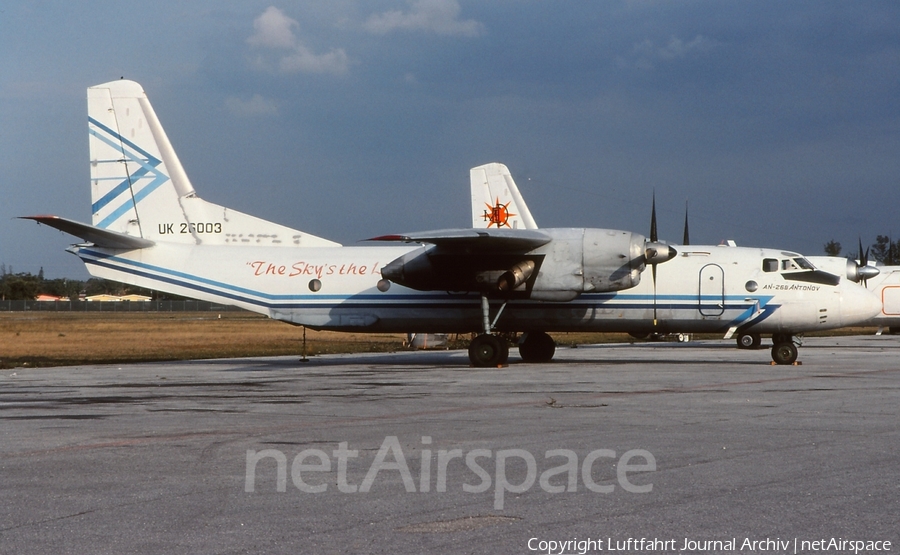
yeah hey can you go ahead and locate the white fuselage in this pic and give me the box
[864,268,900,329]
[809,256,900,330]
[72,241,881,336]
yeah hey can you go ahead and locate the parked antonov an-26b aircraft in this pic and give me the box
[25,80,882,367]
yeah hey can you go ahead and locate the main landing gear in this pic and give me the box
[467,295,557,367]
[518,331,556,363]
[468,295,510,367]
[468,331,558,367]
[468,334,509,367]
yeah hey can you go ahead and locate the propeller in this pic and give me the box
[855,237,879,286]
[644,193,677,327]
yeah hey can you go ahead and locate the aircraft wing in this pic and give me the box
[367,228,551,251]
[370,228,557,294]
[21,215,155,249]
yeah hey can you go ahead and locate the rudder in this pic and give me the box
[89,80,187,237]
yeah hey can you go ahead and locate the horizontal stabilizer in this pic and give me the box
[21,215,155,249]
[367,228,551,251]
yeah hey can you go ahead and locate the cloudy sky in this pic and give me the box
[2,1,899,278]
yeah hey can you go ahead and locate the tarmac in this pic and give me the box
[1,335,898,554]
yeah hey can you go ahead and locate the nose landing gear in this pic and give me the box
[770,334,800,365]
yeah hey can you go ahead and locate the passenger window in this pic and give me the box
[763,259,778,272]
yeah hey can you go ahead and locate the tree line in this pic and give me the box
[0,264,164,301]
[823,236,900,264]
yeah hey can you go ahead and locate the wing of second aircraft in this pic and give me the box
[470,163,538,230]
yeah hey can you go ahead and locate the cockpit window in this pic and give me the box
[793,257,815,270]
[781,257,815,271]
[763,258,778,272]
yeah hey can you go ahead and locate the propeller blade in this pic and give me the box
[863,246,871,286]
[647,192,670,328]
[682,201,690,246]
[855,237,875,286]
[652,263,658,326]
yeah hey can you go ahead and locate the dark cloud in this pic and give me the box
[2,1,900,278]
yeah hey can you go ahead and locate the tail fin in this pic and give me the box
[469,163,538,229]
[88,80,338,247]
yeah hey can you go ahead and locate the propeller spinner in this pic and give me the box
[644,194,677,265]
[853,238,879,286]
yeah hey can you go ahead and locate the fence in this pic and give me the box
[0,300,248,312]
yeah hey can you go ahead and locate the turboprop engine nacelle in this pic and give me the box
[380,228,670,300]
[530,228,662,299]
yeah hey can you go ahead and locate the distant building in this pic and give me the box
[85,294,119,302]
[85,294,151,302]
[119,294,151,302]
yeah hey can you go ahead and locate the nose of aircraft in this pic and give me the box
[839,281,883,326]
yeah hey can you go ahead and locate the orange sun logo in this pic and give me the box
[482,197,516,228]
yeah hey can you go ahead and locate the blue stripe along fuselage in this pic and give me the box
[76,248,777,332]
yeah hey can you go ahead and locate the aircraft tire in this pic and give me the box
[771,342,798,365]
[736,333,761,349]
[518,331,556,363]
[469,334,508,367]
